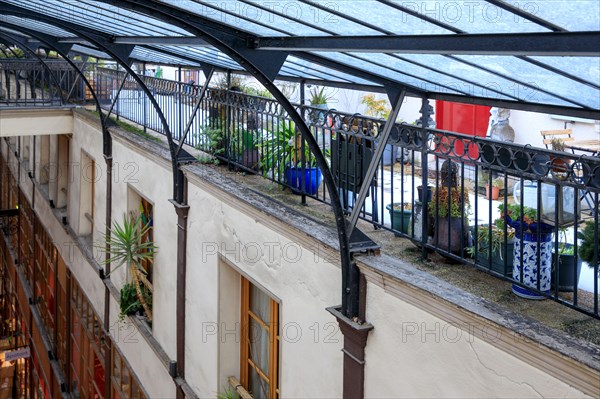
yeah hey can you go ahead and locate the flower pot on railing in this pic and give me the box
[476,239,515,276]
[512,229,553,299]
[434,216,466,254]
[386,203,412,236]
[285,166,322,195]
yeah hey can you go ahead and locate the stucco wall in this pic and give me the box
[184,172,344,398]
[8,109,594,399]
[364,282,592,398]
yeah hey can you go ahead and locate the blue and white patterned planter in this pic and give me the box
[512,232,553,299]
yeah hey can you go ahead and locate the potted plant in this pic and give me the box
[551,231,582,292]
[99,213,157,321]
[468,216,515,276]
[578,221,600,270]
[308,86,332,124]
[386,202,412,236]
[501,204,554,299]
[228,128,259,172]
[429,187,471,254]
[549,138,570,175]
[485,177,503,200]
[259,121,323,195]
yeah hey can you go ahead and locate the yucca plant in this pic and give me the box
[99,213,157,321]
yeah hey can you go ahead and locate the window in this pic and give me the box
[111,348,147,399]
[127,189,154,323]
[70,279,107,399]
[79,151,95,236]
[34,216,57,340]
[240,278,279,399]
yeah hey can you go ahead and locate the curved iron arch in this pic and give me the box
[105,0,360,317]
[0,33,70,105]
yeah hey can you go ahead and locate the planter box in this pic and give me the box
[551,246,583,292]
[386,204,411,236]
[476,240,514,276]
[331,137,374,194]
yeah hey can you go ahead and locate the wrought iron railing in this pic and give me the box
[1,59,597,318]
[0,59,86,106]
[54,66,600,319]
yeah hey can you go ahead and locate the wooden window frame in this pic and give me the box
[240,277,279,399]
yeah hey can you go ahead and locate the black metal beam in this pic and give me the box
[253,32,600,56]
[97,0,358,317]
[0,209,18,218]
[54,36,211,46]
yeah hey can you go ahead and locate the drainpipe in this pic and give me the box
[171,174,189,399]
[103,136,113,398]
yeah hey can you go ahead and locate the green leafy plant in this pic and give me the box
[308,86,333,105]
[551,137,566,152]
[429,187,471,219]
[499,203,537,224]
[217,387,239,399]
[577,221,600,266]
[492,177,504,189]
[196,127,225,156]
[119,282,141,320]
[242,84,274,99]
[259,121,296,179]
[98,213,157,321]
[467,217,515,258]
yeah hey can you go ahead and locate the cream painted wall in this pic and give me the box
[10,109,593,399]
[110,133,179,362]
[184,174,344,398]
[364,282,592,399]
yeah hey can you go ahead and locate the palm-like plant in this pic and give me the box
[100,213,157,321]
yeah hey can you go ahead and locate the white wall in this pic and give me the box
[21,109,593,399]
[364,282,592,398]
[184,172,344,398]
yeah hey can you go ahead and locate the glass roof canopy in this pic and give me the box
[0,0,598,118]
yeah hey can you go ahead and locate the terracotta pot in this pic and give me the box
[485,185,500,200]
[434,217,465,254]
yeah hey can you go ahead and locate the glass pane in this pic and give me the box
[156,0,287,36]
[121,365,131,397]
[453,55,599,108]
[400,53,586,105]
[388,0,548,33]
[327,1,450,34]
[504,0,600,31]
[286,56,375,85]
[250,285,270,323]
[249,366,268,399]
[0,16,76,36]
[530,57,600,85]
[249,318,269,374]
[312,52,464,95]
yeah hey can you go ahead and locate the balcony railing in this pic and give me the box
[0,59,87,106]
[3,61,597,319]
